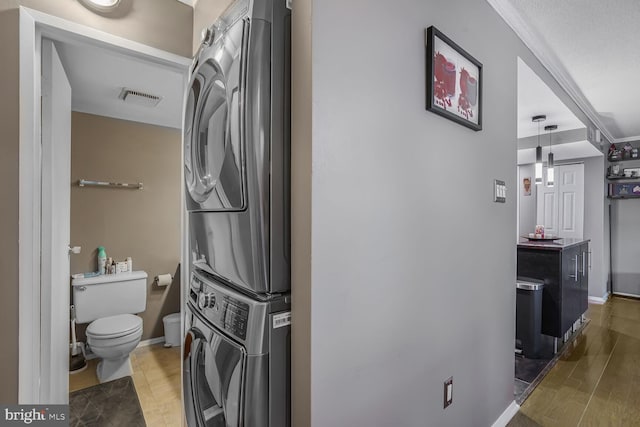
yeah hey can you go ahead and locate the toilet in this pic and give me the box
[71,271,147,383]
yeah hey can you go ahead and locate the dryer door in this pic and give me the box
[184,319,246,427]
[184,19,248,211]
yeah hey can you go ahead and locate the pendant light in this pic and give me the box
[532,115,546,185]
[545,124,557,187]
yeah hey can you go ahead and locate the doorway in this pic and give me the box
[18,7,190,406]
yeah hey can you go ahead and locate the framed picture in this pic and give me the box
[425,26,482,131]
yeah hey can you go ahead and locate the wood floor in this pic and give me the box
[69,344,182,427]
[509,296,640,426]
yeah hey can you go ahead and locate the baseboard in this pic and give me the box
[137,337,165,348]
[612,291,640,300]
[491,401,520,427]
[588,292,610,305]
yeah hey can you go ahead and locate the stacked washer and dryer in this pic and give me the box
[182,0,291,426]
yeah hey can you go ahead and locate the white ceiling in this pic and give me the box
[491,0,640,143]
[55,41,184,129]
[517,58,585,139]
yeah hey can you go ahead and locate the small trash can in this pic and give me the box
[163,313,181,347]
[516,278,544,358]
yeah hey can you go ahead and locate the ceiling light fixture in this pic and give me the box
[532,115,546,185]
[545,124,557,187]
[80,0,121,12]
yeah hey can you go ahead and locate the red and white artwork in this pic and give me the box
[432,35,479,126]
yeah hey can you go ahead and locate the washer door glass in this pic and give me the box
[184,20,246,210]
[187,327,246,427]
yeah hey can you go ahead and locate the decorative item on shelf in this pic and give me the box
[624,168,640,178]
[609,164,622,177]
[535,224,545,238]
[623,143,634,159]
[532,115,546,185]
[608,143,622,161]
[545,124,557,187]
[632,147,639,159]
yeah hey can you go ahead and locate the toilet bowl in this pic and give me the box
[72,270,148,383]
[86,314,143,383]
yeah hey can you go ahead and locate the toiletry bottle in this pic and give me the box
[106,257,113,274]
[126,257,132,272]
[97,246,107,275]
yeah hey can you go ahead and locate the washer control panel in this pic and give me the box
[190,274,249,340]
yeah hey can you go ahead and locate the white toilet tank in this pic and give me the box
[72,271,148,323]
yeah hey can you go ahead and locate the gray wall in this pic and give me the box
[611,201,640,295]
[518,164,537,238]
[297,0,525,424]
[580,156,607,299]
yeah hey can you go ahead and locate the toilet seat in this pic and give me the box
[87,314,142,339]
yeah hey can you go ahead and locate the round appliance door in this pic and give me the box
[184,19,247,212]
[184,320,246,427]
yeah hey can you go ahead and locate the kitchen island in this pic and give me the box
[517,238,590,350]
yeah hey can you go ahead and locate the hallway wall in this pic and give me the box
[291,0,603,425]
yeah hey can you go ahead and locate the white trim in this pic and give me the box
[491,401,520,427]
[18,8,41,405]
[137,337,166,348]
[17,6,190,404]
[588,292,610,305]
[486,0,639,144]
[612,291,640,299]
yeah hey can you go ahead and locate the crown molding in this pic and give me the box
[486,0,640,144]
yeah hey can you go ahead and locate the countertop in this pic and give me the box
[517,237,590,251]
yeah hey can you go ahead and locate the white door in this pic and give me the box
[536,163,584,239]
[40,39,72,404]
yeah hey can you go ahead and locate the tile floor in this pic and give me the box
[69,344,182,427]
[508,296,640,426]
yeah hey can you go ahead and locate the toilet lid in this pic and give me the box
[87,314,142,338]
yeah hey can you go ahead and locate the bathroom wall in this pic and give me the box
[70,112,181,342]
[0,9,20,405]
[0,0,192,57]
[192,0,234,54]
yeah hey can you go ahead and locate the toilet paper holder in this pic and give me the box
[154,274,173,287]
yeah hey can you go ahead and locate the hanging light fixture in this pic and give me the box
[532,115,546,185]
[545,124,557,187]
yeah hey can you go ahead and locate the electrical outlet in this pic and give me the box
[444,377,453,409]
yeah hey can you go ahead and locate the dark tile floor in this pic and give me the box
[69,376,146,427]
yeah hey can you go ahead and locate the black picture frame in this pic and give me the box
[425,26,483,131]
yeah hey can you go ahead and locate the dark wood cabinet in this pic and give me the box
[517,239,589,338]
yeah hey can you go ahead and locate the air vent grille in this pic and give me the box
[119,88,163,107]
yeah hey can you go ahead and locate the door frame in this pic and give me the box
[18,7,190,403]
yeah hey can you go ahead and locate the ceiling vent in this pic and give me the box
[119,88,163,107]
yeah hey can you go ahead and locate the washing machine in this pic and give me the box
[183,271,291,426]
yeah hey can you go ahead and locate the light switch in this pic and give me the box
[494,179,506,203]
